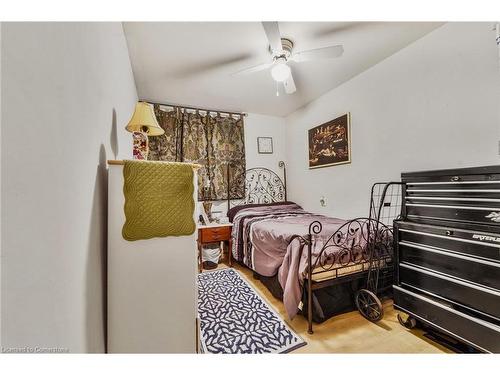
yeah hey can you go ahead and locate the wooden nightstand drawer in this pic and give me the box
[200,226,231,243]
[198,224,233,272]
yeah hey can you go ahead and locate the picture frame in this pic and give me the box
[257,137,273,154]
[198,202,211,226]
[308,113,351,169]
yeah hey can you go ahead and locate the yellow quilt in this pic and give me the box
[122,160,196,241]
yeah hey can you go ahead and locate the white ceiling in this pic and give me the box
[123,22,443,117]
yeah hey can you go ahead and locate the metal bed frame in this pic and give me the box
[226,160,287,209]
[227,162,404,334]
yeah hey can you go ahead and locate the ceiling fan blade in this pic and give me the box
[173,53,254,78]
[232,62,273,76]
[283,72,296,94]
[313,22,374,38]
[262,22,283,54]
[291,45,344,63]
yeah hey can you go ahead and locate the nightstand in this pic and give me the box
[197,223,233,273]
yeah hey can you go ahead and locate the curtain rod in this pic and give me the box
[143,99,248,117]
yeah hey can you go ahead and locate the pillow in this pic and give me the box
[227,201,298,222]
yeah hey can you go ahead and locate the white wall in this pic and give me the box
[1,23,137,353]
[244,113,287,171]
[285,23,500,219]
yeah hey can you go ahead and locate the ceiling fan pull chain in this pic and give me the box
[276,81,280,97]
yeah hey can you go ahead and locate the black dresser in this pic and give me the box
[393,165,500,353]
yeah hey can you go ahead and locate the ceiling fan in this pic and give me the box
[233,22,344,95]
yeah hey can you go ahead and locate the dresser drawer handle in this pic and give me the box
[445,230,453,236]
[210,233,221,237]
[205,236,221,242]
[450,176,460,182]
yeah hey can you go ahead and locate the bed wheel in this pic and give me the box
[355,289,383,322]
[397,313,417,329]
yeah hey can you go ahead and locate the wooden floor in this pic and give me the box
[209,261,451,353]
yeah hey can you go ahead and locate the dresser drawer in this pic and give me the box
[402,166,500,184]
[399,241,500,290]
[397,221,500,262]
[405,202,500,228]
[403,169,500,227]
[406,181,500,200]
[200,226,231,243]
[393,285,500,353]
[399,263,500,319]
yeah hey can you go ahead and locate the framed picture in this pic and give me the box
[257,137,273,154]
[308,113,351,169]
[198,202,211,226]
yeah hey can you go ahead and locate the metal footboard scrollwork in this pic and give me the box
[294,218,393,334]
[297,182,404,334]
[227,161,287,209]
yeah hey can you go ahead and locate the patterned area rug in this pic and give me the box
[197,268,306,354]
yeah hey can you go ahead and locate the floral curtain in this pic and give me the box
[148,104,246,201]
[148,105,182,162]
[207,115,246,201]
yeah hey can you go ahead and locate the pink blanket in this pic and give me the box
[230,203,369,319]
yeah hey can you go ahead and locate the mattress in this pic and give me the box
[228,202,392,319]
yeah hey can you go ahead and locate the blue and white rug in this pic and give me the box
[197,268,306,354]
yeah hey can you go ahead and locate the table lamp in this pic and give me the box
[125,101,164,160]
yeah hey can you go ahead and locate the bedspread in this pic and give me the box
[230,203,373,319]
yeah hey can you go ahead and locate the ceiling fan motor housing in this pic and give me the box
[270,38,294,60]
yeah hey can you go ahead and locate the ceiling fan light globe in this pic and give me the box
[271,63,291,82]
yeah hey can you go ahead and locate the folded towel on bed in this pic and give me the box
[122,160,195,241]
